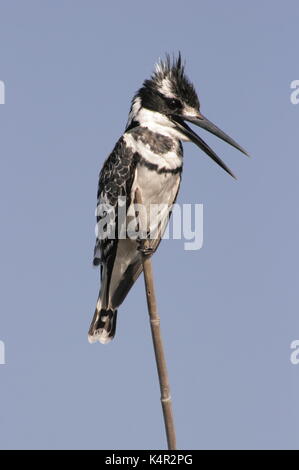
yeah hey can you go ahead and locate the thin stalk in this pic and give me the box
[135,187,177,450]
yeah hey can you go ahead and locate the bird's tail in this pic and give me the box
[88,299,118,344]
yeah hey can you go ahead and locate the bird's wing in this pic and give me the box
[93,135,138,269]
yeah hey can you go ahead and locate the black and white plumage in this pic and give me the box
[88,54,248,344]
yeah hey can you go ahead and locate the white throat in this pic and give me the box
[126,97,189,142]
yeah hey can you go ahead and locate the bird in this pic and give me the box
[88,53,248,344]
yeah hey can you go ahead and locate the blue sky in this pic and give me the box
[0,0,298,449]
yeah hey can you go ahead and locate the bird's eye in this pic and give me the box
[167,98,182,110]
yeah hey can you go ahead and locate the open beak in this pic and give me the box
[172,113,249,179]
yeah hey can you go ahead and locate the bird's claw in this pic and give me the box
[137,238,153,256]
[138,246,154,256]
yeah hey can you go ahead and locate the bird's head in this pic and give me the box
[126,53,248,178]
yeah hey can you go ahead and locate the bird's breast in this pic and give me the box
[124,128,183,169]
[135,163,180,204]
[123,128,183,233]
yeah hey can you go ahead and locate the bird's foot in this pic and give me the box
[137,237,153,256]
[138,245,154,256]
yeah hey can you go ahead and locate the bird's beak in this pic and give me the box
[172,113,249,179]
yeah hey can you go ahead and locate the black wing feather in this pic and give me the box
[93,136,138,267]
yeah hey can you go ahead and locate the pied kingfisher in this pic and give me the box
[88,54,248,344]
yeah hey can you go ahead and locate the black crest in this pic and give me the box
[138,53,200,111]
